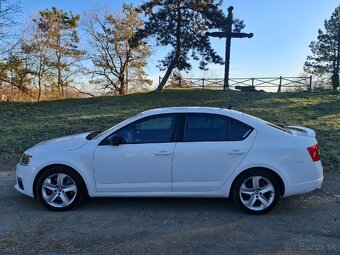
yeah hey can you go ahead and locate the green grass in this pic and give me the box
[0,89,339,171]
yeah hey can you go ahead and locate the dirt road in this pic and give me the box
[0,171,339,255]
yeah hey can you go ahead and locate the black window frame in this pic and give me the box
[98,112,254,145]
[178,113,254,143]
[99,113,181,145]
[228,117,254,141]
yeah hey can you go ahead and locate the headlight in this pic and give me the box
[20,154,32,166]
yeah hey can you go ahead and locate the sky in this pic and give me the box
[19,0,340,82]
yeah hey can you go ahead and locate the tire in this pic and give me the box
[36,166,86,211]
[232,170,280,215]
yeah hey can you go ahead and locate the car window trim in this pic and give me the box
[182,113,229,142]
[177,113,254,143]
[228,117,254,141]
[98,113,180,146]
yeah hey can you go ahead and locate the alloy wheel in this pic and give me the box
[41,173,78,208]
[239,176,275,211]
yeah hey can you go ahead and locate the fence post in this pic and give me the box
[178,76,182,87]
[251,78,255,88]
[202,78,205,88]
[277,76,282,92]
[309,76,312,92]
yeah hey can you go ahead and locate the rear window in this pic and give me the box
[183,113,254,142]
[229,118,254,141]
[184,114,229,142]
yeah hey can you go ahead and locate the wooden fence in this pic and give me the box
[163,76,313,92]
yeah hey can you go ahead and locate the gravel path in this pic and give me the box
[0,171,339,255]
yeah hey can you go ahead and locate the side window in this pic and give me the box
[183,114,229,142]
[115,114,177,144]
[229,118,254,141]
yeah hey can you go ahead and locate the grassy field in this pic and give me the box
[0,89,339,172]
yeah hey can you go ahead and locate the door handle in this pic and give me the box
[227,150,245,155]
[154,151,172,156]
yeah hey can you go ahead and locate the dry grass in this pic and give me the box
[0,89,339,171]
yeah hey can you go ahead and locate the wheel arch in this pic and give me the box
[33,164,89,198]
[229,167,285,197]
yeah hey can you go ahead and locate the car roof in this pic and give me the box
[141,107,229,114]
[141,106,244,117]
[140,107,268,129]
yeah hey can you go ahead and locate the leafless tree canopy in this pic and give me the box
[82,4,151,95]
[0,0,21,55]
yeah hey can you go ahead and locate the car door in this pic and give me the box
[172,113,256,192]
[93,113,178,193]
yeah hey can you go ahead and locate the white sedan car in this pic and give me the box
[15,107,323,214]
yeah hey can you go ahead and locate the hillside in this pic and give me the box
[0,89,339,171]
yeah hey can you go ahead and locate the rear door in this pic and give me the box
[172,113,256,192]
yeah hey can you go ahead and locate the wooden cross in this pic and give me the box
[207,6,253,90]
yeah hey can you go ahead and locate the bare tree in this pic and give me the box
[82,4,151,95]
[21,17,53,101]
[0,0,21,55]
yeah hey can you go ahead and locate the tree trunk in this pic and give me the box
[155,59,178,92]
[119,75,126,95]
[57,54,62,95]
[125,61,129,95]
[334,24,340,91]
[155,0,181,92]
[56,31,63,96]
[37,60,42,102]
[37,75,42,102]
[57,56,64,95]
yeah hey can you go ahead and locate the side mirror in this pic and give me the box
[108,134,121,146]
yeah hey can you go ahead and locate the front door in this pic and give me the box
[93,114,178,193]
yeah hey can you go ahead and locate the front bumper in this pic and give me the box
[15,163,37,198]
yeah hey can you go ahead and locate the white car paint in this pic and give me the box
[172,131,256,192]
[94,142,175,192]
[15,107,323,206]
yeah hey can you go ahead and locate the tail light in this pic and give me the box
[307,144,320,161]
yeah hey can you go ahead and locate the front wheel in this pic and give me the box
[36,167,85,211]
[232,170,280,214]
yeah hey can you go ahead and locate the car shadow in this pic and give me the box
[82,196,236,214]
[10,188,327,217]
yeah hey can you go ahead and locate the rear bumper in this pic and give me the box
[283,160,323,197]
[284,177,323,197]
[15,163,36,198]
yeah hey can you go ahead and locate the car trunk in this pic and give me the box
[284,126,316,138]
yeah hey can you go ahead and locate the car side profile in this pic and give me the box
[15,107,323,214]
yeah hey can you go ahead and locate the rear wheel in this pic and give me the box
[36,166,85,211]
[232,170,280,214]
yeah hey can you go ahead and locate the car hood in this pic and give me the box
[26,132,91,154]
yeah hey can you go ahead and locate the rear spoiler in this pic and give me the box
[284,126,316,138]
